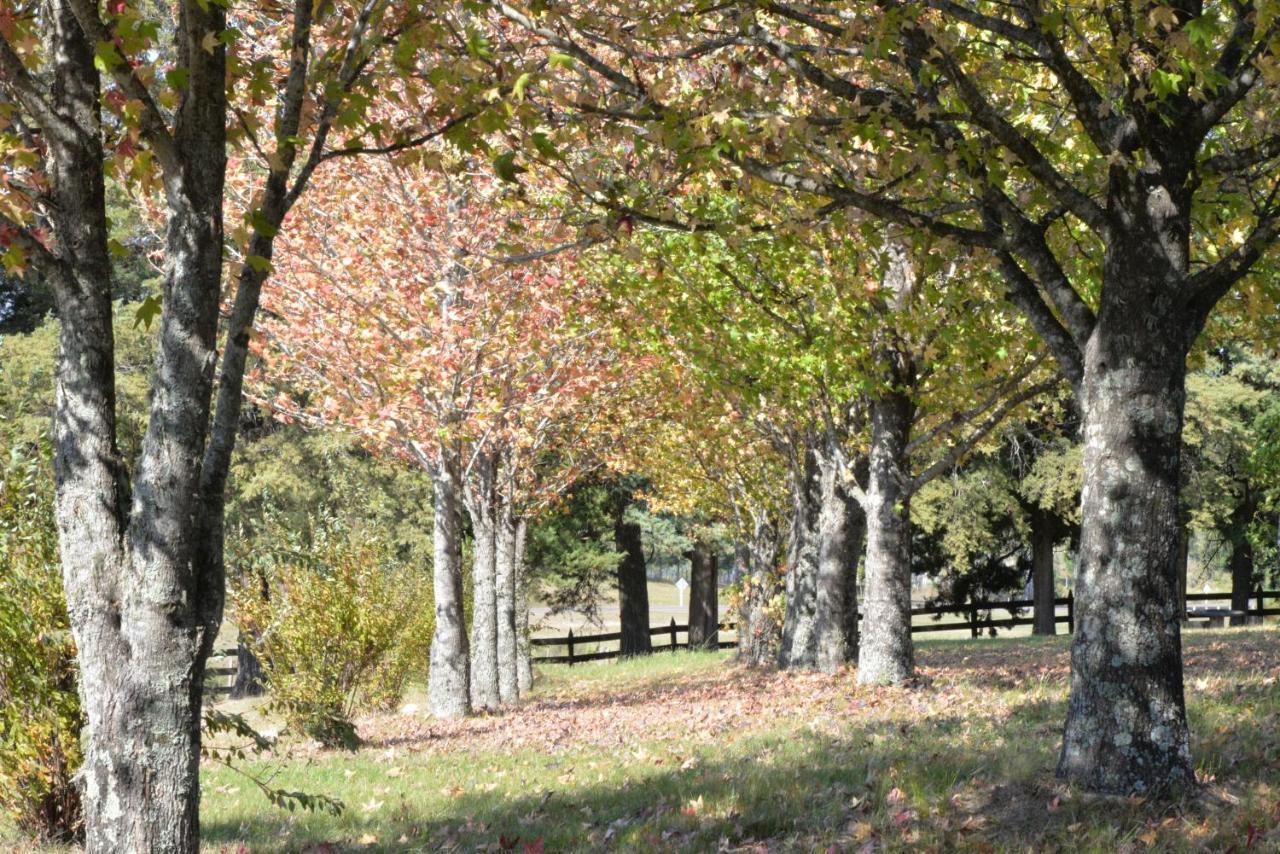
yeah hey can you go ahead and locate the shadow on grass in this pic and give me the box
[202,682,1273,853]
[203,631,1280,852]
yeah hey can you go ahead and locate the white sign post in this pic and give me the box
[675,577,689,608]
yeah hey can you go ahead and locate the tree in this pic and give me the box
[599,224,1056,679]
[0,2,463,845]
[686,533,720,650]
[258,152,639,713]
[479,0,1280,793]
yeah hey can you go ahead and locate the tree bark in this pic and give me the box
[737,515,781,666]
[428,454,470,718]
[466,461,500,712]
[1229,489,1256,627]
[514,518,533,695]
[841,508,865,659]
[1057,323,1195,793]
[495,504,520,704]
[687,537,719,650]
[615,513,652,656]
[857,391,916,686]
[779,438,862,671]
[779,444,821,668]
[1031,508,1057,636]
[230,634,266,699]
[36,0,230,848]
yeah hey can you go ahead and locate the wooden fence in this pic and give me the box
[530,589,1280,665]
[201,590,1280,686]
[531,619,737,665]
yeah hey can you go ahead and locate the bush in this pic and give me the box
[0,442,83,844]
[231,514,432,749]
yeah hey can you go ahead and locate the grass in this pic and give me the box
[7,630,1278,852]
[194,629,1280,852]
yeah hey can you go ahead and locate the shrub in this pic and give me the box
[231,514,432,749]
[0,442,84,844]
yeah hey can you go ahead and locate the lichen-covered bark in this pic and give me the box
[428,456,470,718]
[616,515,652,656]
[466,473,501,712]
[778,445,821,668]
[514,519,533,695]
[1031,508,1057,636]
[495,505,520,704]
[687,538,719,650]
[856,391,915,686]
[737,517,781,667]
[780,439,861,672]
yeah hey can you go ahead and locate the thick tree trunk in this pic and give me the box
[737,516,781,666]
[467,480,501,712]
[1229,490,1256,626]
[857,392,915,686]
[687,538,719,650]
[40,0,229,847]
[779,439,859,671]
[779,445,821,668]
[514,519,533,695]
[428,455,470,718]
[615,514,652,656]
[495,505,520,704]
[1057,331,1195,793]
[1031,508,1057,636]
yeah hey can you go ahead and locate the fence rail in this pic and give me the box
[201,590,1280,686]
[531,618,737,665]
[530,589,1280,665]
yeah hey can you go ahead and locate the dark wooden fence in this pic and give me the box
[531,619,738,665]
[205,647,239,699]
[530,589,1280,665]
[201,590,1280,684]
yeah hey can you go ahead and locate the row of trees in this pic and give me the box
[2,0,1279,850]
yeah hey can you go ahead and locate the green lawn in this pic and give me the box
[8,630,1279,852]
[197,629,1278,852]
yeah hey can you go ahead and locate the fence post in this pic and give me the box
[1067,591,1074,634]
[669,617,677,653]
[969,600,979,638]
[567,629,575,667]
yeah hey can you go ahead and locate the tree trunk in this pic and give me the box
[495,504,520,704]
[840,500,865,663]
[1031,508,1057,636]
[428,455,470,718]
[1176,519,1189,623]
[230,634,266,699]
[467,473,500,712]
[778,444,821,668]
[779,438,862,672]
[39,0,230,847]
[514,519,533,695]
[1225,488,1256,626]
[1057,326,1195,793]
[738,516,781,666]
[857,391,915,686]
[687,538,719,650]
[615,513,652,656]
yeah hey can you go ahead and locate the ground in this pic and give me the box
[6,629,1276,852]
[188,629,1280,852]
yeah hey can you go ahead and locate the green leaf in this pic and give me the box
[133,294,162,330]
[531,131,560,160]
[512,72,533,102]
[108,238,129,259]
[492,151,527,184]
[245,255,273,274]
[548,52,574,70]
